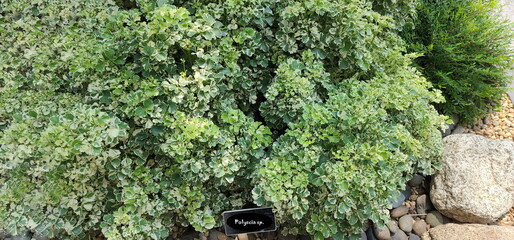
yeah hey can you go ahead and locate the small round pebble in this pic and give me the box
[415,195,432,216]
[373,223,391,240]
[426,211,444,228]
[408,174,424,187]
[398,215,414,233]
[391,230,408,240]
[391,206,409,218]
[412,219,427,236]
[386,220,399,233]
[408,234,420,240]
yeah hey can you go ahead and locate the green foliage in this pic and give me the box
[402,0,514,124]
[1,0,445,239]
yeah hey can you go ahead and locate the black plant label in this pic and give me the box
[222,207,277,235]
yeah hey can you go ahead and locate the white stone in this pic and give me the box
[431,134,514,223]
[421,223,514,240]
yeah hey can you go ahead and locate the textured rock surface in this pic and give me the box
[421,223,514,240]
[431,134,514,223]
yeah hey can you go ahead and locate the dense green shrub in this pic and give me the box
[402,0,514,123]
[0,0,446,239]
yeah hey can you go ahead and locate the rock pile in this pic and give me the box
[363,174,449,240]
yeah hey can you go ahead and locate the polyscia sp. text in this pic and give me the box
[234,219,265,226]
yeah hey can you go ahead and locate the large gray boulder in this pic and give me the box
[421,223,514,240]
[431,134,514,223]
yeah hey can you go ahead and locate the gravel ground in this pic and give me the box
[463,95,514,141]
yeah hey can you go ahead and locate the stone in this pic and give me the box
[391,206,409,218]
[412,220,427,236]
[360,232,366,240]
[390,230,408,240]
[484,116,491,125]
[408,194,418,201]
[398,215,414,233]
[366,226,378,240]
[0,230,12,239]
[425,211,444,228]
[386,220,399,233]
[373,223,391,240]
[408,234,420,240]
[390,186,412,208]
[423,223,514,240]
[415,195,433,216]
[442,215,452,224]
[431,134,514,223]
[408,174,424,187]
[451,126,466,135]
[6,231,32,240]
[209,231,226,240]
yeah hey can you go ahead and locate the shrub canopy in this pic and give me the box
[0,0,445,239]
[402,0,514,123]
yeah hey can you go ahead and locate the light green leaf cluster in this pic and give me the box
[254,53,445,238]
[0,90,127,238]
[0,0,445,239]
